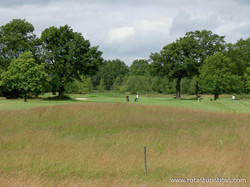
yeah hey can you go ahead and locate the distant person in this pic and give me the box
[232,95,235,101]
[135,94,139,102]
[126,95,129,102]
[198,94,201,102]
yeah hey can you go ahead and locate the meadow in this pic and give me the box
[0,93,249,186]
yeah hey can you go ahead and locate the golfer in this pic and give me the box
[135,94,139,102]
[126,95,129,102]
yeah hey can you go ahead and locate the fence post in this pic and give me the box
[144,146,147,176]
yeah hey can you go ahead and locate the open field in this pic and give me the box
[0,101,249,186]
[1,93,250,113]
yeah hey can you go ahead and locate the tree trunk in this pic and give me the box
[195,81,199,97]
[58,86,64,99]
[24,94,27,102]
[176,77,181,98]
[214,93,219,100]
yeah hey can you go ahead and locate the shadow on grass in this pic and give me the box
[172,97,198,100]
[42,95,75,101]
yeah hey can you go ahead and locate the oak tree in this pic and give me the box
[41,25,103,98]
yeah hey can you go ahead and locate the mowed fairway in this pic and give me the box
[0,101,249,186]
[1,93,250,113]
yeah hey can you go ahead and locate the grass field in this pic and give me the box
[1,93,250,113]
[0,93,249,186]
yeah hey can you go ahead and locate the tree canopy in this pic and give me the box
[227,38,250,93]
[150,36,197,98]
[185,30,226,65]
[0,19,249,98]
[129,59,150,76]
[41,25,103,98]
[0,19,40,71]
[199,52,242,100]
[99,59,129,90]
[150,30,227,98]
[0,52,49,101]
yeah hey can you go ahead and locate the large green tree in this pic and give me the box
[183,30,226,95]
[99,59,129,90]
[199,52,242,100]
[150,36,197,98]
[41,25,103,98]
[185,30,226,64]
[227,38,250,93]
[0,19,40,71]
[150,30,226,98]
[0,52,49,102]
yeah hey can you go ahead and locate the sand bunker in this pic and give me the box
[75,98,88,100]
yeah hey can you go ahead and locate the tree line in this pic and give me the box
[0,19,249,101]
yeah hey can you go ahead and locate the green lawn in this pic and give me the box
[0,93,250,113]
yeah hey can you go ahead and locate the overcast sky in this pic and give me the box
[0,0,249,65]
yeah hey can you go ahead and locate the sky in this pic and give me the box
[0,0,249,65]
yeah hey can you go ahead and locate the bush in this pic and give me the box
[112,76,124,91]
[120,76,152,94]
[65,76,93,94]
[151,76,175,94]
[97,78,106,92]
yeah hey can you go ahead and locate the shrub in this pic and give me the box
[65,76,93,94]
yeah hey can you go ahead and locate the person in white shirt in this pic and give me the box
[135,95,139,102]
[232,95,235,101]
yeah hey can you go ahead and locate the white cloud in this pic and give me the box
[169,10,221,37]
[107,26,135,44]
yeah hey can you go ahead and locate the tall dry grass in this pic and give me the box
[0,103,249,186]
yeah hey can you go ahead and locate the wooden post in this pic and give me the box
[144,146,147,176]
